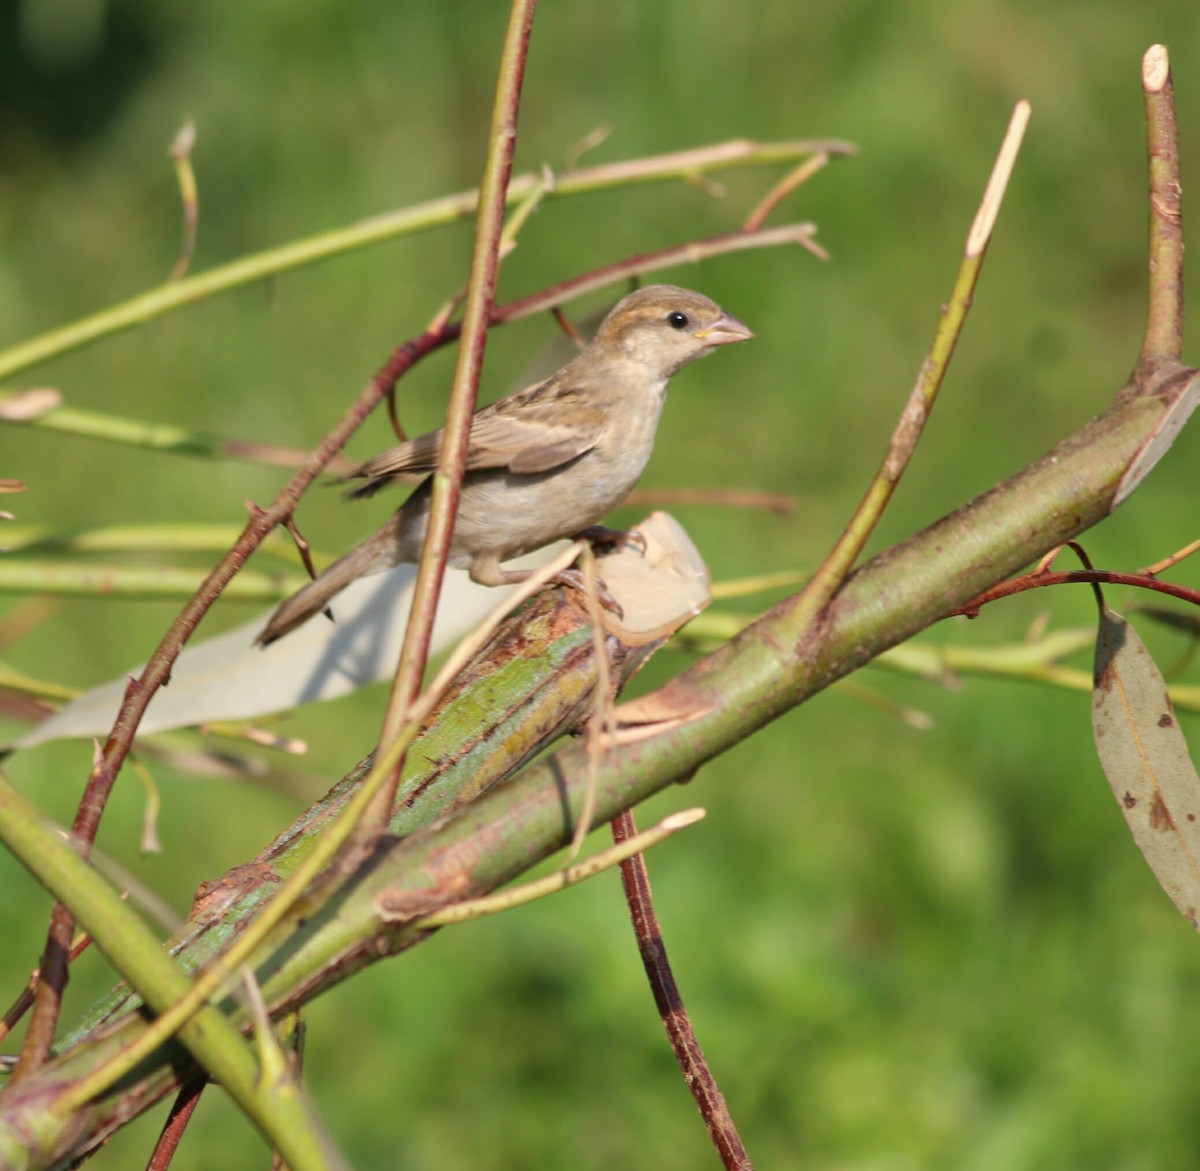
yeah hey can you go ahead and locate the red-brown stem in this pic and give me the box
[955,568,1200,617]
[550,304,586,347]
[144,1079,206,1171]
[0,931,91,1043]
[369,0,539,827]
[613,810,752,1171]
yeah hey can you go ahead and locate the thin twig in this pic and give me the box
[550,304,587,347]
[167,120,199,283]
[145,1079,207,1171]
[412,808,705,927]
[743,151,829,232]
[955,568,1200,617]
[1141,536,1200,576]
[564,123,611,171]
[0,561,311,601]
[0,394,358,472]
[0,929,91,1044]
[779,100,1031,646]
[367,0,540,829]
[613,810,752,1170]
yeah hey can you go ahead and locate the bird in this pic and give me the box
[257,284,753,645]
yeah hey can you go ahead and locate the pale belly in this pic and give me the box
[398,394,665,567]
[449,451,644,563]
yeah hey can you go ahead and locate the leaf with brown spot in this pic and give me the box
[1092,606,1200,930]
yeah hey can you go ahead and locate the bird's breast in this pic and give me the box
[412,377,669,567]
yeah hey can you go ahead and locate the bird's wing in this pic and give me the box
[466,394,606,473]
[349,431,443,481]
[347,376,607,491]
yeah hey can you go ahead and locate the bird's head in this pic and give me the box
[593,284,754,379]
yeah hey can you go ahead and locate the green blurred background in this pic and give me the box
[3,2,1200,1167]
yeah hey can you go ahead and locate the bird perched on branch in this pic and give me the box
[257,284,753,645]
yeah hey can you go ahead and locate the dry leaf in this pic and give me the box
[1092,606,1200,929]
[596,511,711,645]
[16,559,541,747]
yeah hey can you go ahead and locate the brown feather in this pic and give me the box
[258,284,753,645]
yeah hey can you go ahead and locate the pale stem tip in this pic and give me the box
[966,100,1032,258]
[1143,44,1169,92]
[660,808,707,830]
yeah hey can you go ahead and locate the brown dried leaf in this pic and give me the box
[597,511,711,646]
[1092,607,1200,929]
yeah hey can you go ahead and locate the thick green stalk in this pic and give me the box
[0,778,343,1171]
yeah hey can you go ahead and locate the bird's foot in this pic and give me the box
[573,525,647,557]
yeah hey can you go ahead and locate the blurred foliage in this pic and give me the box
[3,1,1200,1168]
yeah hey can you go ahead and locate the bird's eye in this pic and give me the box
[666,311,690,330]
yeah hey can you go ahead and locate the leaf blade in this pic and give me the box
[1092,607,1200,929]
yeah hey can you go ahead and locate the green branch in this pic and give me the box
[0,776,343,1171]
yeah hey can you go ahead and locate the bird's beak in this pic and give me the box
[694,313,754,346]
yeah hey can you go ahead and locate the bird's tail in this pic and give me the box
[256,516,406,646]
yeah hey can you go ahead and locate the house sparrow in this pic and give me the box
[257,284,752,645]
